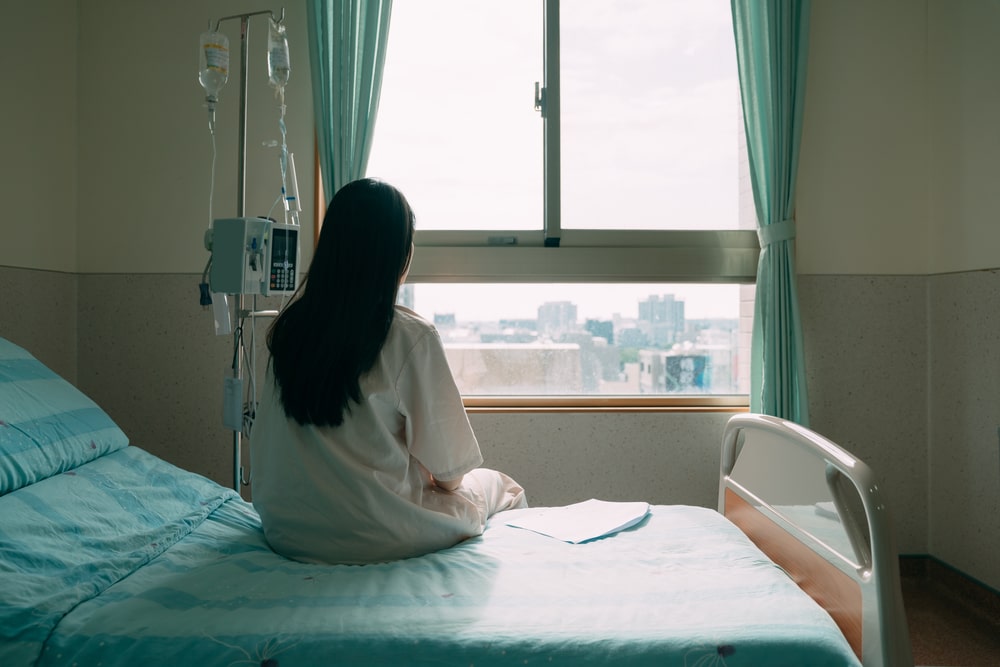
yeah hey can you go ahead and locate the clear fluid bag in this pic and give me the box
[199,30,230,102]
[268,19,290,89]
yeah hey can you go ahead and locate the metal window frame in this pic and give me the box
[315,0,758,408]
[542,0,561,247]
[409,230,759,284]
[408,0,759,286]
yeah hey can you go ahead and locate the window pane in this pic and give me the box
[366,1,543,231]
[560,1,744,230]
[400,283,750,396]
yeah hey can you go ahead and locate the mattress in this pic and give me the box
[1,446,860,667]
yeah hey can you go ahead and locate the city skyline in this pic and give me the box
[405,282,742,323]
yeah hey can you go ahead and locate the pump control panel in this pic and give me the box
[266,223,300,295]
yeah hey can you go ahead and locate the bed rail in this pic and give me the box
[718,414,913,667]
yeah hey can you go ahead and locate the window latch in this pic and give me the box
[534,82,546,117]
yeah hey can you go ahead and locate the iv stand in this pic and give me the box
[211,8,285,493]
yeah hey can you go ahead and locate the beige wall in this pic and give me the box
[2,0,79,273]
[927,0,1000,274]
[798,0,1000,276]
[74,0,316,274]
[798,0,932,275]
[927,270,1000,590]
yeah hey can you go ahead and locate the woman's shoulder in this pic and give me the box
[393,305,434,331]
[381,306,440,364]
[389,305,439,344]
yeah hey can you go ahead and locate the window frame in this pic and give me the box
[463,395,749,413]
[405,0,758,285]
[407,230,758,284]
[315,0,759,409]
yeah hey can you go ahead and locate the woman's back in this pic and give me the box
[251,307,486,564]
[252,179,525,564]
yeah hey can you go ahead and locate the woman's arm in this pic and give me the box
[398,326,484,488]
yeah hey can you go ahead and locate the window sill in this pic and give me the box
[463,396,749,414]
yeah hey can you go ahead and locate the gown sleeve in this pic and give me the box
[396,328,484,481]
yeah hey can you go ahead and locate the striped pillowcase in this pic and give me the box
[0,338,128,495]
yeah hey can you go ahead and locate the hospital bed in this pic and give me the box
[0,336,912,666]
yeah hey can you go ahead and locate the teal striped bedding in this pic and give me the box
[0,446,860,667]
[0,447,234,666]
[0,338,129,495]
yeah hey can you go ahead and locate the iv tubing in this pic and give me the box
[277,87,291,225]
[287,152,301,225]
[208,115,217,227]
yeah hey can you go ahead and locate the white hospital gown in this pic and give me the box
[250,306,524,564]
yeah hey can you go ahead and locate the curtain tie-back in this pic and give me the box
[757,218,796,247]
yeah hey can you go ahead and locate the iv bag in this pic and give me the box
[267,19,290,89]
[199,30,230,102]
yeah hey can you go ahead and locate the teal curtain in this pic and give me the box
[307,0,393,201]
[731,0,811,425]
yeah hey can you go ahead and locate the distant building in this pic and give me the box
[443,343,582,394]
[434,313,456,328]
[481,331,538,344]
[537,301,578,339]
[638,349,710,394]
[559,332,618,392]
[585,319,614,344]
[617,327,648,348]
[398,284,415,309]
[425,290,742,396]
[637,333,738,395]
[638,294,685,347]
[499,318,537,331]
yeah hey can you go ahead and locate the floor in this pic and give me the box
[900,558,1000,667]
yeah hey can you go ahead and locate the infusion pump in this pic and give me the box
[206,217,301,296]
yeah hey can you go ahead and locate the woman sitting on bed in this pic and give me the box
[250,178,527,565]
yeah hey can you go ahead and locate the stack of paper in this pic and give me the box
[505,498,651,543]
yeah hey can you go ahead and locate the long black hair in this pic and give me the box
[267,178,416,426]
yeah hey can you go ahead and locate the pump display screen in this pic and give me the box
[269,226,299,293]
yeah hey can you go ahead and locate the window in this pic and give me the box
[559,2,745,231]
[365,2,542,232]
[364,0,758,402]
[400,282,750,400]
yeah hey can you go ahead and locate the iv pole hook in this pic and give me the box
[214,8,284,32]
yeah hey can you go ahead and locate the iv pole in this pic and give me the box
[211,8,285,493]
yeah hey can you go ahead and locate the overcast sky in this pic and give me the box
[371,1,745,321]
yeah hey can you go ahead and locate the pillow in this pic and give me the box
[0,337,128,495]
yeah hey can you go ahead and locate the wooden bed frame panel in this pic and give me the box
[724,488,863,660]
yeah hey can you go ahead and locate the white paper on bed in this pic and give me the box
[505,498,651,543]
